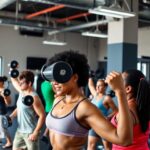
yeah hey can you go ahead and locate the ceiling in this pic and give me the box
[0,0,150,36]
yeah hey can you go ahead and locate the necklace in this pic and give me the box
[60,95,82,109]
[61,105,65,109]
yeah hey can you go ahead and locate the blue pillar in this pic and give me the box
[107,43,137,72]
[107,1,138,73]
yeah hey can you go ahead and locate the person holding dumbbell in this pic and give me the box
[41,50,133,150]
[87,78,118,150]
[0,76,12,149]
[9,67,46,150]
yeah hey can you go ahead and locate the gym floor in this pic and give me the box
[0,107,50,150]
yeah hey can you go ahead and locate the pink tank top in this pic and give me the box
[111,114,150,150]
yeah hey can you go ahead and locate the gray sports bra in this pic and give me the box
[46,98,89,137]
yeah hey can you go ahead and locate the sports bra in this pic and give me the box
[92,95,108,117]
[46,98,89,137]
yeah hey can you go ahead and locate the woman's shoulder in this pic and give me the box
[77,97,99,113]
[103,95,113,104]
[104,95,112,100]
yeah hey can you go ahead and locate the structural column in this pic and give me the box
[107,1,139,73]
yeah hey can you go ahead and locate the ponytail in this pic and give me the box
[136,79,150,132]
[124,69,150,133]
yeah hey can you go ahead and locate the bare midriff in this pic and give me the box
[50,130,87,150]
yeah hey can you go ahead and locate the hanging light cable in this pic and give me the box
[43,21,67,46]
[82,15,108,38]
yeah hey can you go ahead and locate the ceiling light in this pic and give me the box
[82,30,108,38]
[89,6,136,19]
[43,31,67,46]
[0,0,15,9]
[82,15,108,39]
[43,39,67,46]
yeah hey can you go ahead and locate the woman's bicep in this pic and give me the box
[86,107,114,136]
[81,102,122,144]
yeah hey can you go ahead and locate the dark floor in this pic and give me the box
[0,107,50,150]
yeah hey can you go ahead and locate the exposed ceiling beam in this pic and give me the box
[55,12,91,23]
[0,9,90,30]
[25,4,65,19]
[0,16,109,34]
[0,17,54,30]
[22,0,93,10]
[48,19,109,35]
[0,10,82,26]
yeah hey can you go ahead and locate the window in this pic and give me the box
[137,57,150,81]
[0,56,2,76]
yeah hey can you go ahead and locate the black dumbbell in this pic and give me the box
[22,95,34,106]
[9,69,19,78]
[41,61,73,83]
[2,116,12,129]
[8,60,19,78]
[3,89,11,96]
[8,60,18,69]
[89,70,95,78]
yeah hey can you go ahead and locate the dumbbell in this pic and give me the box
[89,70,95,78]
[8,60,19,78]
[2,115,12,129]
[8,60,18,69]
[41,61,73,83]
[22,95,34,106]
[3,89,11,96]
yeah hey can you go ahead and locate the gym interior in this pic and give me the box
[0,0,150,150]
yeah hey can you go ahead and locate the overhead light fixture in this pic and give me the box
[89,6,135,18]
[89,0,136,19]
[82,15,108,38]
[0,0,15,9]
[43,39,67,46]
[82,30,108,38]
[43,33,67,46]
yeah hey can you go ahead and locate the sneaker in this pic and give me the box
[2,144,12,149]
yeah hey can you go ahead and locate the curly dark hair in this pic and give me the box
[0,76,8,82]
[47,50,89,87]
[19,70,34,86]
